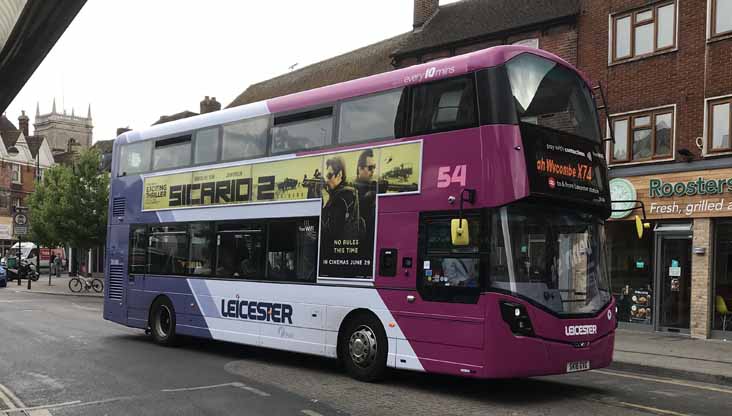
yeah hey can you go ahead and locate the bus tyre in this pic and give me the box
[150,297,178,347]
[341,314,388,382]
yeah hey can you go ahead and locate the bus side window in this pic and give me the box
[338,88,407,144]
[215,223,265,279]
[148,225,189,276]
[411,76,477,135]
[266,218,318,283]
[118,141,152,177]
[222,117,269,161]
[153,135,192,171]
[272,108,333,154]
[129,225,148,274]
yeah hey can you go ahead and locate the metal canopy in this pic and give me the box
[0,0,86,113]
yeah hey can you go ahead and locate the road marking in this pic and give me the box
[616,401,690,416]
[71,302,100,311]
[162,382,270,397]
[593,369,732,395]
[0,384,22,408]
[301,410,324,416]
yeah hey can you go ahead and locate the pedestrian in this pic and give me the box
[54,255,62,277]
[49,254,56,277]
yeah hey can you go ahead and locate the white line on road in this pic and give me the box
[593,369,732,395]
[162,382,270,397]
[0,383,22,408]
[616,401,690,416]
[301,410,324,416]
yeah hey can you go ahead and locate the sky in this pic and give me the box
[5,0,460,142]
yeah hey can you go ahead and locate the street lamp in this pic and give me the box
[6,145,41,288]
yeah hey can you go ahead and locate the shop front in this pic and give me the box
[609,168,732,338]
[0,216,13,259]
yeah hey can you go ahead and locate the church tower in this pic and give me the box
[33,99,93,153]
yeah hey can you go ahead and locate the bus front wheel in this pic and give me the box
[150,297,178,347]
[340,313,388,382]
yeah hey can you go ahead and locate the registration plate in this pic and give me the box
[566,360,590,373]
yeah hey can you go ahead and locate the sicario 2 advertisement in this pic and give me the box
[142,141,422,278]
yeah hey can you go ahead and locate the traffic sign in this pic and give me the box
[12,206,29,236]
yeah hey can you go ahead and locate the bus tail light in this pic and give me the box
[499,301,534,337]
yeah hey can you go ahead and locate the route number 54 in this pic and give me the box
[437,165,467,188]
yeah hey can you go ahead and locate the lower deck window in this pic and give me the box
[129,217,318,283]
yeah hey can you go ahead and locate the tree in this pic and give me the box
[27,148,109,251]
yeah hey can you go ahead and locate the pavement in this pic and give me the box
[611,328,732,386]
[0,272,103,298]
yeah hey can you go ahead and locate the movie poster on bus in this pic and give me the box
[378,142,420,194]
[250,155,323,202]
[318,148,377,278]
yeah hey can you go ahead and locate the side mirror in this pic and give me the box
[635,215,650,239]
[451,218,470,246]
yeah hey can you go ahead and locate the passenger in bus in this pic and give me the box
[322,156,360,240]
[441,257,478,287]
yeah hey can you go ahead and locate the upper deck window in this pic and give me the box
[194,128,220,164]
[338,88,406,144]
[505,53,601,143]
[118,141,152,176]
[153,135,192,171]
[222,117,269,161]
[272,108,333,154]
[411,76,476,134]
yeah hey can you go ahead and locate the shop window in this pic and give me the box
[611,108,674,163]
[711,0,732,38]
[611,2,676,63]
[714,222,732,332]
[708,98,731,152]
[607,222,654,324]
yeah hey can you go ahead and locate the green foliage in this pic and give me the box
[27,148,109,250]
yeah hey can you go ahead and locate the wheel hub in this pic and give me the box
[157,305,171,337]
[349,325,377,368]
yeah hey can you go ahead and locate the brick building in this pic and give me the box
[228,0,731,338]
[580,0,732,339]
[0,113,54,256]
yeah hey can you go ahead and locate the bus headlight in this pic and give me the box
[499,301,534,337]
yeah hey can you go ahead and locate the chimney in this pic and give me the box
[18,110,29,137]
[116,127,132,136]
[414,0,439,28]
[200,96,221,114]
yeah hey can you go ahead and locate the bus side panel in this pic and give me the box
[104,223,129,326]
[480,125,530,206]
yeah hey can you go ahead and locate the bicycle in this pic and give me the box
[69,275,103,293]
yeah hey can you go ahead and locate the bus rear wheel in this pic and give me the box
[150,297,178,346]
[340,314,388,382]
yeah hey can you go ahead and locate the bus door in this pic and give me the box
[377,211,486,374]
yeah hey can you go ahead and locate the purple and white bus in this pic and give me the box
[104,46,615,381]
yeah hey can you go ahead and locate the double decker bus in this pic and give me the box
[104,45,615,381]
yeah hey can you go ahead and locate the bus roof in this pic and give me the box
[117,45,585,146]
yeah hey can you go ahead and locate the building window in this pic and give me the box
[11,164,21,184]
[709,98,731,152]
[611,2,676,63]
[711,0,732,37]
[611,108,674,163]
